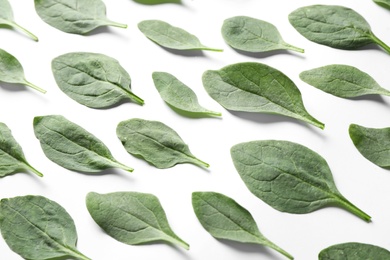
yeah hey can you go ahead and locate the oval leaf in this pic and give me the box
[300,65,390,98]
[116,118,209,169]
[33,115,133,173]
[0,195,91,260]
[34,0,127,35]
[152,72,221,117]
[0,122,43,177]
[222,16,303,53]
[86,192,189,249]
[231,140,371,222]
[289,5,390,54]
[202,62,324,129]
[374,0,390,10]
[138,20,223,52]
[192,192,293,260]
[52,52,144,108]
[319,242,390,259]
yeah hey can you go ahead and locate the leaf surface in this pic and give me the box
[319,242,390,259]
[374,0,390,10]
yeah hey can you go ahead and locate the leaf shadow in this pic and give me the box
[157,45,206,57]
[132,0,182,5]
[349,94,388,104]
[166,103,223,119]
[72,168,135,182]
[85,26,128,40]
[230,47,305,59]
[1,82,30,92]
[79,97,144,110]
[219,239,284,259]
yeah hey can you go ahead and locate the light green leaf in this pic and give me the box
[374,0,390,10]
[319,242,390,259]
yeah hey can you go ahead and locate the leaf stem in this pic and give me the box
[337,196,371,222]
[264,239,294,260]
[105,20,128,29]
[200,47,224,52]
[172,238,190,250]
[284,43,305,53]
[10,22,39,42]
[191,157,210,168]
[206,110,222,117]
[24,79,47,94]
[25,164,44,177]
[129,92,145,105]
[112,160,134,173]
[370,33,390,55]
[70,249,92,260]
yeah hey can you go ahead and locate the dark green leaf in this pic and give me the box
[319,242,390,259]
[374,0,390,10]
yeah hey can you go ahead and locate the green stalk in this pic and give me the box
[129,92,145,105]
[112,160,134,173]
[284,43,305,53]
[10,22,39,42]
[370,33,390,55]
[25,164,44,177]
[263,238,294,260]
[206,110,222,117]
[24,79,47,94]
[191,157,210,168]
[337,196,371,222]
[105,20,128,29]
[200,47,224,52]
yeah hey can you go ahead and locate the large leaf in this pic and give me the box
[231,140,371,222]
[319,242,390,259]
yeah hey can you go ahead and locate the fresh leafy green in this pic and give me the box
[86,191,189,249]
[202,62,324,129]
[0,123,43,177]
[231,140,371,222]
[152,72,221,117]
[192,192,293,260]
[138,20,223,52]
[0,195,91,260]
[374,0,390,10]
[319,242,390,259]
[116,118,209,169]
[0,48,46,93]
[300,65,390,98]
[222,16,304,53]
[133,0,181,4]
[289,5,390,54]
[0,0,38,41]
[52,52,144,108]
[34,0,127,35]
[349,124,390,168]
[33,115,133,173]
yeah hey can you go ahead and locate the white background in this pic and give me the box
[1,0,390,259]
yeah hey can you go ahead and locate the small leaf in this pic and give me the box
[0,122,43,177]
[0,0,39,41]
[374,0,390,10]
[0,48,46,93]
[138,20,223,52]
[116,118,209,169]
[152,72,221,117]
[86,192,189,249]
[222,16,304,53]
[52,52,144,108]
[33,115,133,173]
[231,140,371,222]
[319,242,390,259]
[0,195,91,260]
[300,64,390,98]
[202,62,324,129]
[192,192,294,260]
[34,0,127,35]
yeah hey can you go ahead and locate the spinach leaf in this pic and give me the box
[133,0,181,4]
[52,52,144,108]
[152,72,221,117]
[222,16,304,53]
[300,65,390,98]
[231,140,371,222]
[34,115,133,173]
[0,195,91,260]
[0,48,46,93]
[289,5,390,54]
[374,0,390,10]
[116,118,209,169]
[86,191,189,249]
[34,0,127,35]
[138,20,223,52]
[319,242,390,259]
[202,62,324,129]
[0,0,38,41]
[0,123,43,177]
[192,192,293,260]
[349,124,390,168]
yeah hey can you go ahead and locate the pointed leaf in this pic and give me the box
[86,192,189,249]
[192,192,293,259]
[319,242,390,259]
[202,62,324,129]
[116,118,209,169]
[222,16,304,53]
[231,140,371,222]
[374,0,390,10]
[33,115,133,173]
[52,52,144,108]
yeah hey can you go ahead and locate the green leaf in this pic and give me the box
[0,48,46,93]
[192,192,293,260]
[300,65,390,98]
[86,191,189,249]
[116,118,209,169]
[374,0,390,10]
[138,20,223,52]
[349,124,390,168]
[289,5,390,54]
[34,0,127,35]
[0,122,43,177]
[202,62,324,129]
[221,16,304,53]
[0,195,91,260]
[231,140,371,222]
[133,0,181,4]
[0,0,38,41]
[52,52,144,108]
[319,242,390,259]
[152,72,221,117]
[33,115,133,173]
